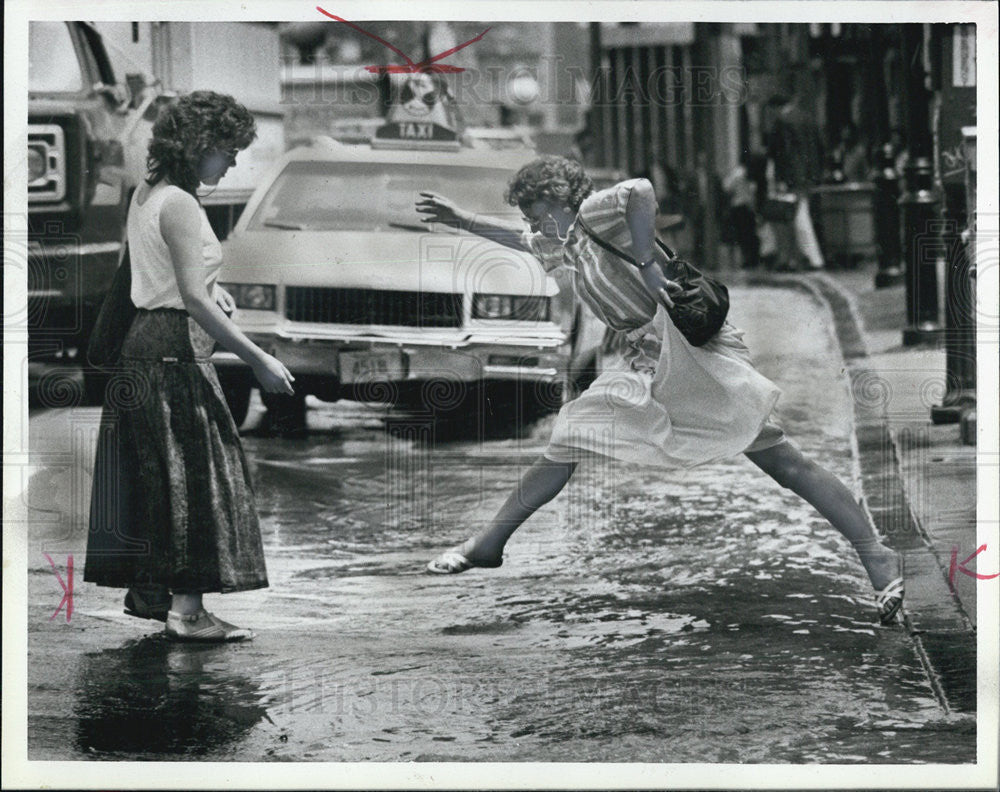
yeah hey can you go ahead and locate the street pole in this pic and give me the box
[930,27,977,430]
[695,24,720,270]
[872,143,904,287]
[930,178,976,424]
[899,24,943,346]
[863,24,900,290]
[588,22,605,168]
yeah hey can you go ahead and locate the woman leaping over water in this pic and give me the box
[416,155,903,626]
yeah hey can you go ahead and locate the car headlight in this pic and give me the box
[27,146,47,182]
[219,283,276,310]
[472,294,550,321]
[27,124,66,201]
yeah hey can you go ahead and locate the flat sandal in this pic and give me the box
[874,577,904,626]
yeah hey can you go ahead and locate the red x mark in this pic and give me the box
[44,552,74,622]
[949,543,1000,586]
[316,8,490,73]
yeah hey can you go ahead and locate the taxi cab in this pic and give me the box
[213,75,590,429]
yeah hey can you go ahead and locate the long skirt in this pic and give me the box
[84,309,268,593]
[544,306,785,468]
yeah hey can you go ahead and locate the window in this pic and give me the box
[29,22,86,93]
[249,161,516,232]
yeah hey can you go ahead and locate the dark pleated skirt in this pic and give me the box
[84,309,268,593]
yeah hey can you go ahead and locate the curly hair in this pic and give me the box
[146,91,257,195]
[505,155,594,213]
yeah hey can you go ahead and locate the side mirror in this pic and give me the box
[94,81,129,109]
[125,73,149,109]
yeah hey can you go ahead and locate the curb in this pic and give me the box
[749,272,977,714]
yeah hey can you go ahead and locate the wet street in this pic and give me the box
[24,285,976,762]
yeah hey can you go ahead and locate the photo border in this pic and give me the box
[4,1,997,789]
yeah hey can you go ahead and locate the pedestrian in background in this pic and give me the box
[839,123,870,183]
[746,150,779,269]
[416,155,903,626]
[84,91,295,642]
[890,127,909,176]
[722,152,762,270]
[764,94,826,270]
[828,123,870,184]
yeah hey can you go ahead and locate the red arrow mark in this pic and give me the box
[44,553,74,622]
[316,8,489,73]
[949,543,1000,586]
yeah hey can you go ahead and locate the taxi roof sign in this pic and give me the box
[373,74,461,151]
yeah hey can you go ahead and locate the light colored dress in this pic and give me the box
[524,179,785,469]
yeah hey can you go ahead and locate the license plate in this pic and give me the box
[339,350,406,384]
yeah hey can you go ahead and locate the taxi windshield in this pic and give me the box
[248,161,518,232]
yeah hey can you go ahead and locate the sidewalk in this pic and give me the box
[755,263,978,714]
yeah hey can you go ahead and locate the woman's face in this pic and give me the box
[197,146,239,186]
[521,197,575,241]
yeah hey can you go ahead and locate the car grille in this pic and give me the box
[285,287,463,328]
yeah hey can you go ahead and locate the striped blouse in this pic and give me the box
[522,178,659,332]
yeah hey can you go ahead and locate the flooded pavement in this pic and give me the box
[25,286,976,762]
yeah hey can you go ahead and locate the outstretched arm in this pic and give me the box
[416,191,529,251]
[624,179,682,308]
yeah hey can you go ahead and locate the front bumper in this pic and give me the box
[27,238,123,352]
[211,326,569,387]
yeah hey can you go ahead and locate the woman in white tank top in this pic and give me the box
[85,91,294,642]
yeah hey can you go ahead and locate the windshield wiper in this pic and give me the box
[262,220,309,230]
[387,222,430,233]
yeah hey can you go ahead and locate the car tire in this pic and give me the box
[260,390,308,436]
[478,381,558,440]
[519,379,564,419]
[218,370,253,428]
[568,352,599,400]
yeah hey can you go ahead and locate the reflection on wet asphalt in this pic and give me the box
[72,637,269,758]
[229,426,966,763]
[26,288,976,762]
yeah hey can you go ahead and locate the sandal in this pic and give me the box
[164,609,255,642]
[874,577,905,626]
[426,548,502,575]
[124,586,171,622]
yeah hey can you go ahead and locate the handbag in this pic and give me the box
[576,216,730,347]
[762,191,798,223]
[86,243,137,368]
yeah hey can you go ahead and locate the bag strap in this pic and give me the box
[574,213,677,264]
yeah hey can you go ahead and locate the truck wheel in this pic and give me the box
[218,372,252,428]
[260,390,308,436]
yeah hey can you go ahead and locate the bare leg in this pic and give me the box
[165,592,254,641]
[745,441,899,590]
[793,194,825,269]
[455,457,578,564]
[170,592,203,615]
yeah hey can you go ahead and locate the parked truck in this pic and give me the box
[27,20,284,401]
[27,21,165,395]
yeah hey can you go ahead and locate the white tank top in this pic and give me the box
[128,183,223,310]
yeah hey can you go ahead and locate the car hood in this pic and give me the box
[29,96,95,114]
[220,229,556,297]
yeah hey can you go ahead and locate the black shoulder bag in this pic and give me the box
[86,243,137,368]
[575,217,730,347]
